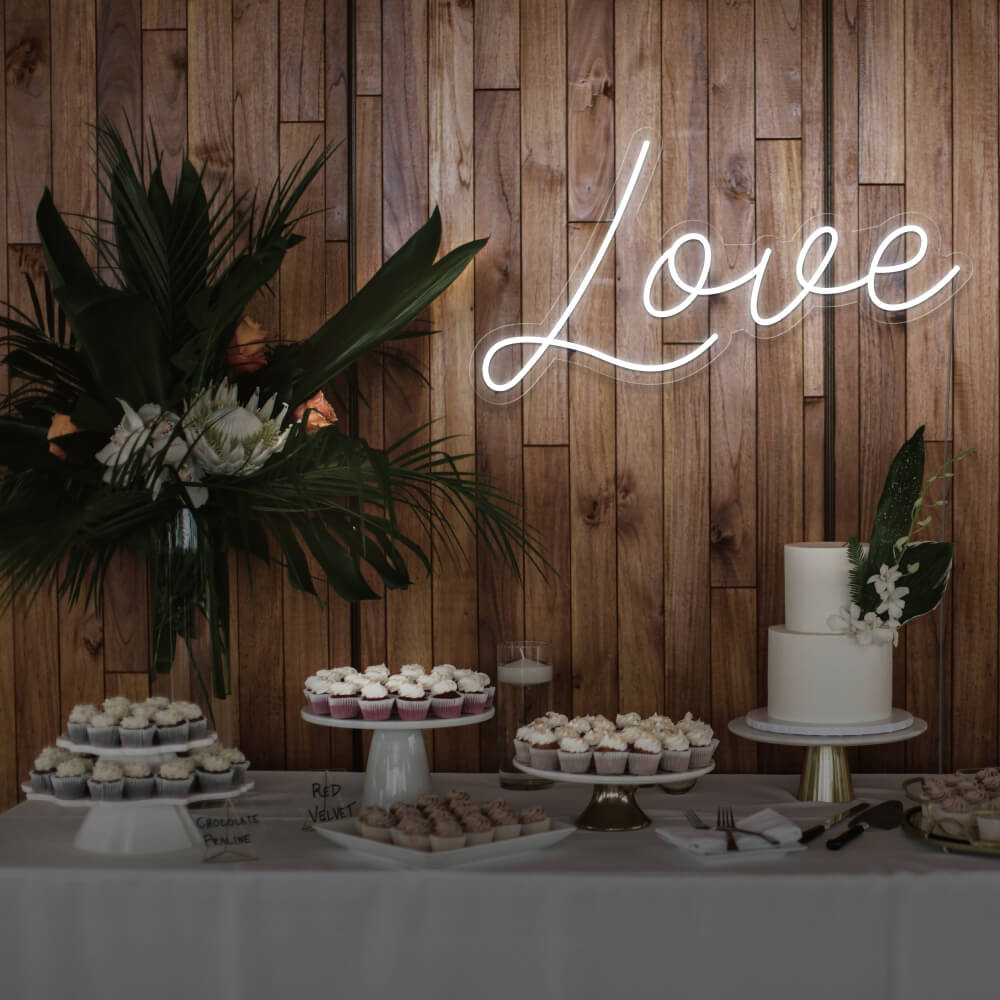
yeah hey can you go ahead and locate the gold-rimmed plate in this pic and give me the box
[902,806,1000,857]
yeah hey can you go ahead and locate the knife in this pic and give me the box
[826,800,903,850]
[800,801,870,844]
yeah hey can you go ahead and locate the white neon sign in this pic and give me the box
[480,139,964,396]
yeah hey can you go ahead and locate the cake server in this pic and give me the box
[826,800,903,850]
[800,801,870,844]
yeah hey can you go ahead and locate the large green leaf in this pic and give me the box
[897,540,954,624]
[36,189,99,297]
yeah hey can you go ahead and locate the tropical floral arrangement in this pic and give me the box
[0,124,536,701]
[827,426,971,646]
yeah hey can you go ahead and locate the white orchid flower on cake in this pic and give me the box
[826,603,864,635]
[185,380,291,476]
[827,600,900,647]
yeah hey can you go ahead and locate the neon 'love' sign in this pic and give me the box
[480,139,964,396]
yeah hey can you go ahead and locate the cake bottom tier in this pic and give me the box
[766,625,892,725]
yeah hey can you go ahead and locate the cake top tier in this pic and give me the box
[784,542,858,634]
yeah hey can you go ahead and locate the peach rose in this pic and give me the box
[47,413,81,460]
[292,391,338,434]
[225,316,274,374]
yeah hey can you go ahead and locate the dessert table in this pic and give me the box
[1,771,998,1000]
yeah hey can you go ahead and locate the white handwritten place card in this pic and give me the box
[302,772,358,831]
[199,799,260,864]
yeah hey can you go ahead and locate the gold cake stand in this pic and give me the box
[514,760,715,831]
[728,714,928,803]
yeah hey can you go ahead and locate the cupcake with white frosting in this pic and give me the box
[101,697,132,723]
[143,696,171,712]
[396,680,431,722]
[363,663,391,682]
[458,674,488,715]
[87,760,124,801]
[222,747,250,784]
[156,759,196,797]
[385,673,407,694]
[304,675,332,715]
[628,732,663,776]
[429,678,463,719]
[119,712,157,748]
[593,731,629,775]
[526,726,559,770]
[660,727,691,772]
[616,712,642,729]
[358,681,394,721]
[67,704,97,742]
[196,753,235,793]
[557,735,593,773]
[400,663,426,679]
[153,707,189,744]
[684,719,717,767]
[327,679,361,719]
[327,666,356,683]
[174,701,207,740]
[475,671,495,709]
[50,757,91,799]
[30,748,64,793]
[430,663,457,680]
[513,724,538,764]
[123,762,155,798]
[86,712,120,747]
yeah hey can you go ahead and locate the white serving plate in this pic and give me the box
[744,707,914,737]
[654,824,808,866]
[22,780,254,808]
[513,760,715,786]
[55,732,218,757]
[313,817,575,868]
[301,708,493,731]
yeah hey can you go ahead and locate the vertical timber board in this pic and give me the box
[712,588,758,772]
[803,397,825,540]
[280,122,331,770]
[661,0,710,717]
[429,0,478,771]
[355,0,382,95]
[831,0,860,540]
[474,0,518,89]
[858,0,904,183]
[857,186,907,772]
[187,0,233,197]
[280,0,324,122]
[952,0,999,769]
[141,29,187,193]
[615,0,664,713]
[568,223,617,717]
[5,0,51,243]
[904,0,953,441]
[0,5,6,809]
[755,0,802,139]
[109,671,150,705]
[521,0,567,445]
[325,0,350,239]
[800,0,823,396]
[567,0,614,223]
[474,89,523,770]
[755,139,804,774]
[708,0,756,587]
[142,0,185,29]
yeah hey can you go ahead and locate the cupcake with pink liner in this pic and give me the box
[392,814,431,850]
[489,809,522,840]
[461,812,495,846]
[458,674,489,715]
[86,711,120,747]
[119,712,157,747]
[660,727,691,772]
[304,675,332,714]
[430,678,464,719]
[474,672,496,709]
[557,735,593,773]
[358,681,394,721]
[429,816,467,851]
[396,681,431,721]
[518,806,550,834]
[87,760,125,801]
[327,679,361,719]
[358,806,395,842]
[628,732,663,776]
[67,704,97,743]
[593,731,629,775]
[526,727,559,770]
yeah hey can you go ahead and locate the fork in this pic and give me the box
[716,805,781,846]
[715,807,739,851]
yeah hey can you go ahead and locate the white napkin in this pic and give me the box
[658,808,802,855]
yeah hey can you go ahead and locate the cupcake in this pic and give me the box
[976,811,1000,843]
[392,814,431,851]
[153,707,189,744]
[50,757,90,799]
[119,712,157,748]
[616,712,642,728]
[582,728,605,750]
[358,806,395,842]
[196,753,235,793]
[568,716,592,734]
[589,715,616,734]
[385,674,407,694]
[593,731,629,775]
[526,727,559,770]
[174,701,208,740]
[418,672,438,693]
[86,712,120,747]
[67,704,97,743]
[489,809,522,840]
[155,759,196,798]
[429,678,463,719]
[542,712,569,727]
[557,735,593,773]
[400,663,426,679]
[416,793,443,811]
[628,732,663,776]
[461,812,495,846]
[327,680,361,719]
[30,748,64,793]
[327,666,357,683]
[476,672,496,709]
[363,663,391,682]
[430,663,457,680]
[513,725,538,764]
[304,675,332,715]
[684,719,718,767]
[101,697,132,722]
[659,727,692,772]
[123,762,155,798]
[458,674,489,715]
[445,788,472,806]
[395,681,431,722]
[518,806,550,835]
[358,681,394,721]
[429,817,466,851]
[222,747,250,784]
[87,760,124,801]
[143,696,171,712]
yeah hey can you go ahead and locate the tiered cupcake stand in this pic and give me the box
[514,760,716,831]
[22,732,254,855]
[728,710,927,803]
[301,707,494,809]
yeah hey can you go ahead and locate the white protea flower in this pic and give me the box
[185,380,290,477]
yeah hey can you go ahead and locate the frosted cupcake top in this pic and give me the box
[461,812,492,833]
[558,735,589,753]
[119,714,152,730]
[221,747,247,764]
[363,663,390,681]
[198,754,231,774]
[398,681,427,700]
[519,806,547,824]
[660,728,690,751]
[34,748,68,771]
[56,758,90,778]
[385,675,407,693]
[102,697,132,720]
[430,678,458,697]
[396,815,431,835]
[123,763,153,779]
[632,733,663,754]
[542,712,569,727]
[431,663,457,679]
[684,721,714,746]
[88,712,116,729]
[457,675,486,694]
[305,675,329,693]
[329,680,359,696]
[92,761,123,782]
[153,707,184,727]
[328,666,357,682]
[359,807,394,828]
[158,760,193,780]
[400,663,425,678]
[616,712,642,728]
[582,729,604,748]
[68,704,97,724]
[596,732,628,752]
[144,696,171,711]
[360,681,389,700]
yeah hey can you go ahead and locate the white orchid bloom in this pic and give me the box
[867,563,903,600]
[876,585,909,620]
[827,603,862,634]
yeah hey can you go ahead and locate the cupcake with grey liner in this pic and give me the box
[429,677,463,719]
[557,735,593,773]
[461,811,495,846]
[221,747,250,784]
[628,732,663,776]
[87,760,125,801]
[155,759,196,797]
[123,762,155,798]
[304,675,332,715]
[194,753,235,793]
[30,748,65,793]
[101,696,132,722]
[86,711,120,748]
[50,757,91,799]
[119,712,157,748]
[358,680,394,721]
[458,674,489,715]
[659,727,691,772]
[396,680,431,721]
[67,704,97,743]
[143,696,171,712]
[518,806,551,834]
[592,731,629,775]
[525,727,559,770]
[153,707,189,744]
[358,806,395,842]
[174,701,208,740]
[327,679,361,719]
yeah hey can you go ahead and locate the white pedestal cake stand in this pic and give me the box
[729,713,928,803]
[301,708,494,809]
[514,760,716,831]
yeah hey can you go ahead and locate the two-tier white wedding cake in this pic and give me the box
[766,542,892,725]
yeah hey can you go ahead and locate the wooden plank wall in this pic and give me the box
[1,0,997,809]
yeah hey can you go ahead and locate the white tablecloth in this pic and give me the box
[1,771,998,1000]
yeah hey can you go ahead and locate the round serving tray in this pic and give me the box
[512,760,715,786]
[55,732,218,757]
[22,780,254,809]
[902,805,1000,858]
[300,708,493,730]
[744,707,914,737]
